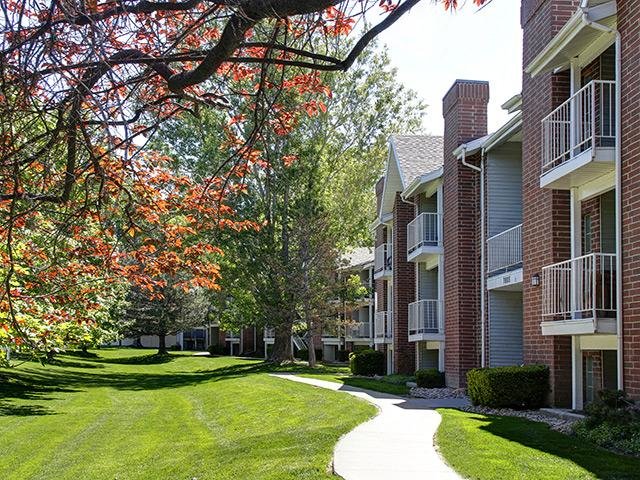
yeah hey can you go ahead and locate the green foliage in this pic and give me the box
[575,389,640,455]
[349,348,384,376]
[466,365,550,409]
[296,349,323,362]
[416,368,445,388]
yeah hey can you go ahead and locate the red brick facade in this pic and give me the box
[392,193,416,374]
[442,80,488,388]
[520,0,577,407]
[619,0,640,398]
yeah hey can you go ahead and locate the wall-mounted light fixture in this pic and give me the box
[531,274,540,287]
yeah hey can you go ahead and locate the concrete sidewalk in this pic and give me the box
[270,374,466,480]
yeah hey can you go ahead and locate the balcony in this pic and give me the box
[345,322,371,342]
[374,243,392,280]
[540,80,616,190]
[263,327,275,344]
[225,331,240,342]
[541,253,617,336]
[408,299,444,342]
[487,224,523,290]
[374,311,393,344]
[407,212,443,264]
[321,324,341,345]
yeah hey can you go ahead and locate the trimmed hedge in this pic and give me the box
[416,368,445,388]
[207,344,225,356]
[466,365,550,409]
[349,349,384,376]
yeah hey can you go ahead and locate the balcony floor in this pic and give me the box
[409,332,444,343]
[487,267,523,291]
[374,269,392,281]
[407,245,443,264]
[540,147,615,190]
[540,316,616,336]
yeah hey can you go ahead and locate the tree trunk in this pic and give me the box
[269,322,293,363]
[307,332,316,368]
[158,334,167,355]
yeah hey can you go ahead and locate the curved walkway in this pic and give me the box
[270,374,467,480]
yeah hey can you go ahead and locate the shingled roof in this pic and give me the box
[390,135,444,188]
[340,247,374,270]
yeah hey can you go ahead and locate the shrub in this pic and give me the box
[416,368,445,388]
[466,364,549,409]
[349,349,384,376]
[207,344,225,356]
[336,349,350,362]
[575,389,640,455]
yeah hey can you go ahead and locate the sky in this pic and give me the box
[376,0,523,134]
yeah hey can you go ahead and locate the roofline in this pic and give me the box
[453,112,522,160]
[400,166,443,201]
[525,1,617,77]
[501,94,522,113]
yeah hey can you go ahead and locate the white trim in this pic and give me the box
[400,168,443,200]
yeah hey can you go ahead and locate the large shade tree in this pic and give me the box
[0,0,486,354]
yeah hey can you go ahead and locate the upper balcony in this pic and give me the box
[408,299,444,342]
[540,80,616,190]
[407,212,443,264]
[263,327,275,343]
[345,322,371,342]
[225,331,240,342]
[374,243,392,280]
[541,252,617,336]
[487,224,523,290]
[374,311,392,344]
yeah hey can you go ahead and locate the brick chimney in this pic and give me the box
[442,79,489,388]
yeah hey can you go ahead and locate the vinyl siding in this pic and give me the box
[488,290,524,367]
[601,190,616,254]
[487,143,523,237]
[418,264,438,300]
[417,343,439,369]
[418,192,438,214]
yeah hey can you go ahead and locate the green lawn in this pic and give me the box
[436,408,640,480]
[0,349,375,480]
[298,372,410,396]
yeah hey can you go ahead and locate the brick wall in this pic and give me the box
[392,192,416,374]
[521,0,578,407]
[442,79,488,387]
[619,0,640,399]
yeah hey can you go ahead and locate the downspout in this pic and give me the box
[461,146,487,368]
[581,7,623,391]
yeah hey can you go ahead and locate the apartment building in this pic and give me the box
[373,135,445,375]
[372,0,638,409]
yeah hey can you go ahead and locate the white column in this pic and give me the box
[570,188,582,316]
[572,336,584,410]
[438,342,445,373]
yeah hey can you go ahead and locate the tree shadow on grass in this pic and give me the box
[469,412,640,480]
[0,357,351,418]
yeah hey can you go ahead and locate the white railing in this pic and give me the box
[374,243,392,274]
[542,253,616,320]
[408,299,443,335]
[407,212,441,254]
[487,224,522,273]
[374,311,392,339]
[264,327,275,339]
[225,331,240,340]
[322,325,340,338]
[542,80,616,174]
[346,322,371,339]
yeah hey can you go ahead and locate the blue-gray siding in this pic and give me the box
[418,264,438,300]
[418,192,438,214]
[487,143,522,237]
[601,190,616,254]
[417,344,439,370]
[488,290,523,367]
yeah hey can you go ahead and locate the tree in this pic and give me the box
[124,279,210,354]
[0,0,487,353]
